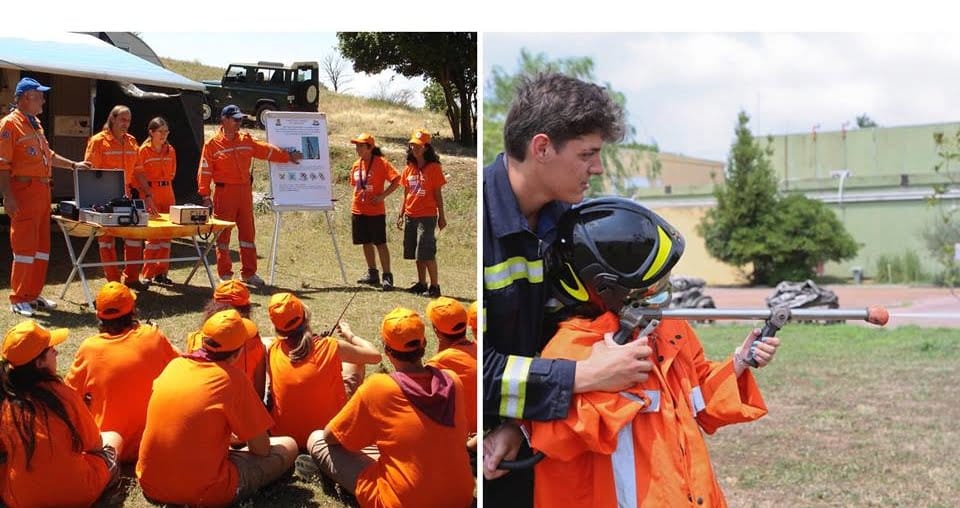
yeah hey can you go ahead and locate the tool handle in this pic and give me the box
[744,321,780,367]
[497,451,545,470]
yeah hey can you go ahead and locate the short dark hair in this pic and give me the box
[99,312,137,335]
[385,345,425,363]
[504,73,625,161]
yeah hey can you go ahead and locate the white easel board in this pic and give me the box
[264,111,333,210]
[262,110,347,285]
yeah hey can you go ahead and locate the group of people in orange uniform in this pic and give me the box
[0,278,479,507]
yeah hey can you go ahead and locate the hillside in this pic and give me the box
[159,57,224,82]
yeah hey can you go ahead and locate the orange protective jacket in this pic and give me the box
[85,130,141,195]
[531,313,768,508]
[138,139,177,183]
[0,109,55,177]
[197,129,290,196]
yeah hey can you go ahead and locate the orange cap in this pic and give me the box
[213,279,251,307]
[467,301,478,337]
[426,297,467,336]
[350,133,376,146]
[268,292,306,333]
[96,282,136,319]
[200,309,257,353]
[2,320,68,367]
[380,307,426,352]
[408,129,431,146]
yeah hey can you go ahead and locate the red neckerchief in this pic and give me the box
[389,365,456,427]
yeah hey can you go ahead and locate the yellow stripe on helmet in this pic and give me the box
[559,263,590,302]
[643,226,673,281]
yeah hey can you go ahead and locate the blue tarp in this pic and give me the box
[0,32,204,92]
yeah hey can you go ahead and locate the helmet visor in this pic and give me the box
[625,272,673,308]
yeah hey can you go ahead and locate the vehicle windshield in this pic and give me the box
[296,68,314,82]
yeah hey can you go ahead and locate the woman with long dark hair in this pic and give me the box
[397,129,447,297]
[1,320,122,507]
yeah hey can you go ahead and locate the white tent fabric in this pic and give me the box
[0,32,203,92]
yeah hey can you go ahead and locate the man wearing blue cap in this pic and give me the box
[197,105,302,287]
[0,77,92,316]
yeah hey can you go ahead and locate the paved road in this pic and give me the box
[702,285,960,328]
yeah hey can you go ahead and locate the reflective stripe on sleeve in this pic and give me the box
[689,386,705,417]
[238,241,256,249]
[499,355,532,418]
[621,390,661,413]
[483,256,544,291]
[13,254,33,264]
[34,251,49,261]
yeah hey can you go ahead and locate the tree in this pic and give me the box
[337,32,476,146]
[319,50,352,93]
[483,49,658,195]
[926,130,960,287]
[856,114,878,128]
[698,110,858,284]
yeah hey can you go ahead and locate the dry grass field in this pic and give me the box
[0,71,476,506]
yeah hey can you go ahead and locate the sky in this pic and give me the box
[139,33,428,107]
[484,33,960,162]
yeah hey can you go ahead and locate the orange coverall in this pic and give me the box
[85,130,143,283]
[531,313,768,508]
[137,139,177,279]
[198,129,290,279]
[0,109,55,304]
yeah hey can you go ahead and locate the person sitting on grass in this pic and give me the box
[64,282,179,464]
[1,320,123,508]
[264,292,382,450]
[528,197,781,508]
[467,300,479,340]
[136,309,297,507]
[297,307,475,508]
[425,296,477,432]
[184,279,267,401]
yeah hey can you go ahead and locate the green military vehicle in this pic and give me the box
[201,61,320,128]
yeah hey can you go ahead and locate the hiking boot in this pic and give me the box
[295,453,320,481]
[11,301,34,317]
[243,274,266,288]
[32,295,58,310]
[424,285,441,298]
[124,279,150,291]
[381,272,395,291]
[406,281,428,294]
[153,274,175,285]
[357,268,380,287]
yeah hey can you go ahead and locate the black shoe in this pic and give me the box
[153,274,174,285]
[381,272,394,291]
[124,279,150,291]
[424,285,441,298]
[357,268,380,286]
[406,282,428,294]
[295,454,320,481]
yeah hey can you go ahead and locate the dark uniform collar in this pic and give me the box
[485,153,568,240]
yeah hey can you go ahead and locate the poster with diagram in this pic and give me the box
[264,111,332,210]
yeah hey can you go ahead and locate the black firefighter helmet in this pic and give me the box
[548,197,685,316]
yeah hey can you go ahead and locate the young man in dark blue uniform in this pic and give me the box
[482,73,658,507]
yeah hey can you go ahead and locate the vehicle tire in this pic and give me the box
[306,84,319,105]
[201,101,213,123]
[256,104,276,129]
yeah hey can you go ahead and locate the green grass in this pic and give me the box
[695,323,960,506]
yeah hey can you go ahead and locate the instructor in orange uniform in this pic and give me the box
[0,77,92,317]
[198,105,302,287]
[85,105,155,286]
[138,117,177,284]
